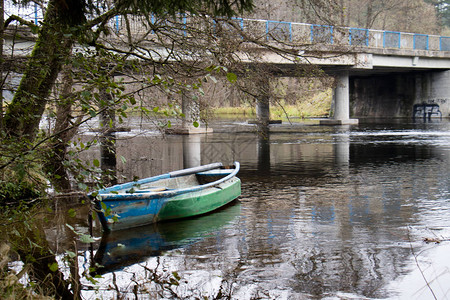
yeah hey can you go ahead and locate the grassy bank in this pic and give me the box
[213,89,332,120]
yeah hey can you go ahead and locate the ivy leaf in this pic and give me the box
[80,234,96,243]
[66,250,77,259]
[78,182,88,191]
[193,121,199,128]
[93,159,100,167]
[81,90,91,100]
[209,75,218,83]
[172,271,181,280]
[68,208,76,218]
[66,224,75,232]
[48,262,59,272]
[112,215,119,223]
[226,72,237,83]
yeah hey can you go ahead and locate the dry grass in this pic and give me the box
[213,89,332,120]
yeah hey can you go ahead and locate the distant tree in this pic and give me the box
[385,0,439,33]
[425,0,450,28]
[297,0,439,33]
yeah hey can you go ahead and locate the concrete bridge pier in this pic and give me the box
[256,95,271,125]
[249,95,281,126]
[321,71,358,125]
[166,91,213,134]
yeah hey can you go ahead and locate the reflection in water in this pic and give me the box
[72,121,450,298]
[93,201,241,274]
[257,125,271,173]
[182,134,201,168]
[100,131,117,185]
[334,131,350,168]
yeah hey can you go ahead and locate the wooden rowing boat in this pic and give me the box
[90,162,241,231]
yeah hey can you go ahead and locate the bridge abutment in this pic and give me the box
[420,70,450,118]
[351,70,450,119]
[321,71,359,125]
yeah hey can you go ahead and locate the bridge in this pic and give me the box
[210,18,450,124]
[4,5,450,126]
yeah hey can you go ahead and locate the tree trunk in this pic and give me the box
[99,88,118,186]
[0,0,4,130]
[339,0,345,26]
[365,1,374,28]
[44,65,77,192]
[3,0,75,141]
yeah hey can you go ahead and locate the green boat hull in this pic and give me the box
[157,177,241,221]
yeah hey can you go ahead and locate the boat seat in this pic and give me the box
[126,187,167,193]
[196,169,233,176]
[150,174,200,189]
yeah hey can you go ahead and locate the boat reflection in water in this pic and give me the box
[92,200,241,274]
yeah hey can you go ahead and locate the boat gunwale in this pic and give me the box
[91,162,240,201]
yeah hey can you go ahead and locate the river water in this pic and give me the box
[58,119,450,299]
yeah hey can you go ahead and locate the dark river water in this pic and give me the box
[52,119,450,299]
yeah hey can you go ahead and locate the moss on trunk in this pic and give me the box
[3,0,79,141]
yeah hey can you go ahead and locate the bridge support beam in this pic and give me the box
[321,71,358,125]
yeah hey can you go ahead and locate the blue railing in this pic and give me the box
[5,2,450,52]
[440,36,450,51]
[383,31,401,48]
[414,34,429,50]
[233,17,245,31]
[311,24,333,44]
[266,20,292,42]
[349,28,369,46]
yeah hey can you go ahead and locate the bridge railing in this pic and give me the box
[6,2,450,53]
[121,15,450,52]
[237,18,450,52]
[271,19,448,52]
